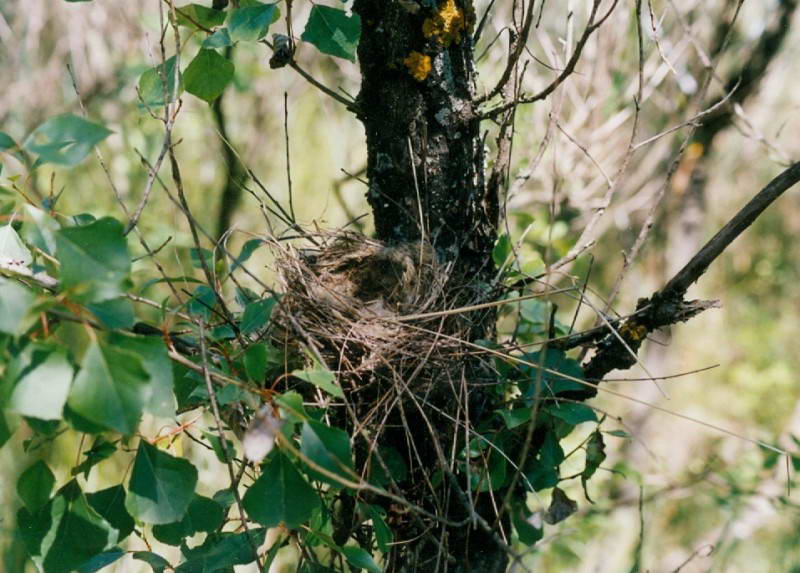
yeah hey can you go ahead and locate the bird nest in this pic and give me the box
[270,231,484,411]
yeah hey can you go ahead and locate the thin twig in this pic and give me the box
[480,0,621,119]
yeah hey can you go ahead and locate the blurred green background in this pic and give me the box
[2,0,800,571]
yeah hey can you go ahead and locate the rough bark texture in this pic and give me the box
[353,0,495,278]
[352,1,504,570]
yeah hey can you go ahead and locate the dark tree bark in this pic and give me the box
[213,47,248,241]
[351,1,505,570]
[353,0,495,278]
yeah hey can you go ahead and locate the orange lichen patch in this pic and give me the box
[423,0,465,47]
[404,51,432,81]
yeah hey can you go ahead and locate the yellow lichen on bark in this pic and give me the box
[423,0,465,47]
[404,51,432,81]
[619,321,648,343]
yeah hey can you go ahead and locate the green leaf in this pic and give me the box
[243,453,318,529]
[190,247,214,269]
[8,349,73,421]
[581,430,606,502]
[203,430,236,463]
[301,419,354,487]
[187,285,217,321]
[212,488,236,510]
[76,549,125,573]
[511,503,543,545]
[243,344,268,382]
[184,48,234,104]
[17,504,52,559]
[56,217,131,303]
[215,382,247,406]
[17,460,55,513]
[203,28,233,49]
[22,205,60,256]
[24,417,61,437]
[471,444,507,492]
[292,366,343,398]
[240,296,276,334]
[23,113,112,167]
[228,2,278,42]
[152,494,224,546]
[125,440,198,524]
[497,407,532,430]
[276,390,308,422]
[87,297,136,330]
[175,528,266,572]
[231,238,263,271]
[606,429,630,438]
[175,3,226,29]
[301,5,361,61]
[108,333,176,418]
[544,487,577,525]
[582,430,605,482]
[73,437,117,478]
[138,56,182,109]
[181,495,225,533]
[86,485,135,541]
[0,410,17,449]
[364,504,392,554]
[173,362,204,411]
[132,551,171,573]
[492,234,512,267]
[67,340,150,435]
[0,224,33,268]
[2,343,41,403]
[517,299,569,338]
[340,546,382,573]
[545,402,597,425]
[30,481,119,573]
[0,131,17,151]
[521,348,585,397]
[526,463,558,491]
[539,430,564,468]
[0,278,36,335]
[70,213,97,226]
[63,406,106,435]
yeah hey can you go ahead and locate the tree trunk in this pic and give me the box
[352,1,505,570]
[353,0,495,277]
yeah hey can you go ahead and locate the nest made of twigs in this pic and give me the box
[270,231,481,406]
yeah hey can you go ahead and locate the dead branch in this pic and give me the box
[581,161,800,385]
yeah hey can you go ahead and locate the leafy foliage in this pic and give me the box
[0,182,614,569]
[0,1,694,571]
[138,56,182,108]
[67,341,150,435]
[184,49,234,104]
[227,1,279,42]
[23,113,111,167]
[242,452,318,528]
[125,440,199,524]
[56,217,131,303]
[302,5,361,61]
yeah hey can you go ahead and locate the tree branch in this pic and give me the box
[579,162,800,385]
[212,46,248,240]
[479,0,619,119]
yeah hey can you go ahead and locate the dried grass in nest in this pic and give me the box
[270,231,482,408]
